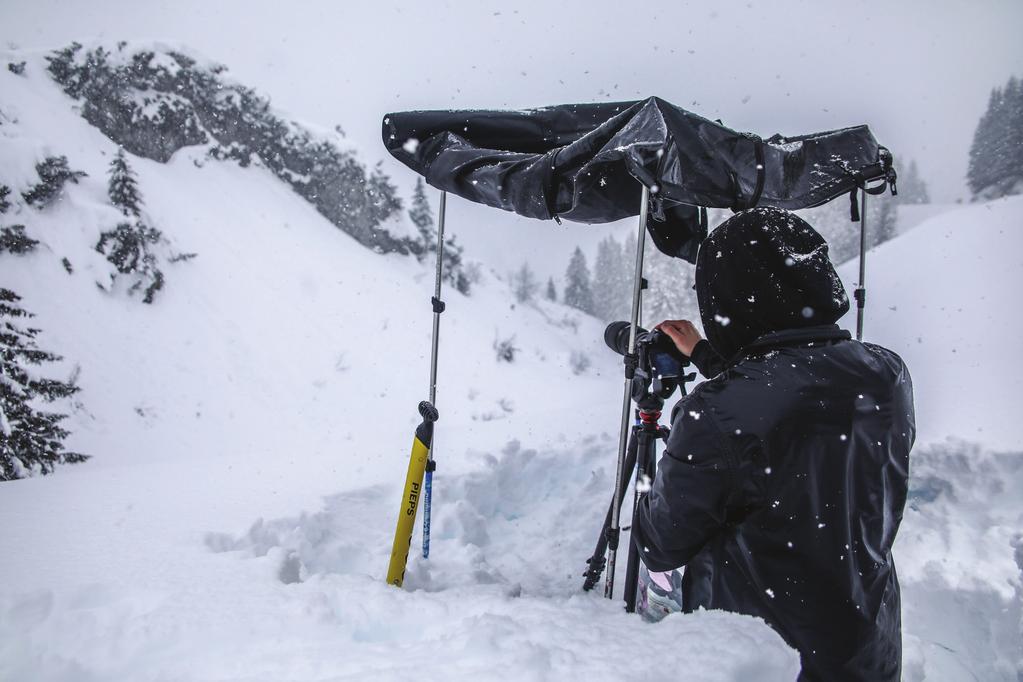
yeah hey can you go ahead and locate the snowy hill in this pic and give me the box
[838,195,1023,451]
[2,43,1021,682]
[0,45,800,681]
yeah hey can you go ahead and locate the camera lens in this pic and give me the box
[604,321,649,356]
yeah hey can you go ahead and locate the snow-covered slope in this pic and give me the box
[2,45,1021,682]
[838,195,1023,451]
[0,49,800,681]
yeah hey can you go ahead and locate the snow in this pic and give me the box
[0,52,798,681]
[1,46,1021,682]
[838,195,1023,451]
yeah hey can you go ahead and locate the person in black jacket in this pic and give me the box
[633,207,915,682]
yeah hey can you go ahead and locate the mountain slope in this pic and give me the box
[0,46,800,681]
[2,43,1021,682]
[837,194,1023,451]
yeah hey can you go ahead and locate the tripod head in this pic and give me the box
[604,321,696,406]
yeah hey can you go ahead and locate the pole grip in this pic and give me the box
[386,429,432,587]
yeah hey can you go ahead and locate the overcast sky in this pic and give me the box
[3,0,1020,278]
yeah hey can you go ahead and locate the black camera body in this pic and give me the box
[604,322,691,402]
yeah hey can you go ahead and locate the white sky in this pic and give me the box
[2,0,1021,279]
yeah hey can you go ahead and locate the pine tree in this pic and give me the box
[592,236,625,321]
[407,180,470,294]
[1,288,87,481]
[644,247,699,324]
[564,246,594,314]
[512,262,539,303]
[408,178,435,260]
[968,76,1023,198]
[108,148,143,216]
[0,185,11,214]
[619,230,640,321]
[96,222,165,303]
[97,152,169,304]
[545,277,557,302]
[442,235,471,295]
[22,156,87,208]
[0,226,38,255]
[873,200,897,247]
[897,160,930,205]
[367,165,403,226]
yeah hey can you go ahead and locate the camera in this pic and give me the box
[604,321,690,401]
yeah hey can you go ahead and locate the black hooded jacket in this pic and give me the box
[633,208,915,682]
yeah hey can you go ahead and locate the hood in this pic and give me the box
[695,207,850,358]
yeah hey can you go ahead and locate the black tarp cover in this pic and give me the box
[383,97,894,262]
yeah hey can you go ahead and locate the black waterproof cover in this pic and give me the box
[383,97,894,262]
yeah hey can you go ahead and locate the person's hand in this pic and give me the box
[655,319,703,357]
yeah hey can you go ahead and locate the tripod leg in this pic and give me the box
[582,427,639,591]
[624,423,659,613]
[606,183,651,599]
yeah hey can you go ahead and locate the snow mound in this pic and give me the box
[202,439,800,681]
[899,440,1023,681]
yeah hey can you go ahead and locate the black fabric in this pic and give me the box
[689,339,727,380]
[633,212,915,680]
[695,207,850,359]
[383,97,894,262]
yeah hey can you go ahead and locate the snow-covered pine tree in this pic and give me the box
[795,201,861,265]
[512,262,539,303]
[442,235,471,295]
[47,42,412,256]
[620,230,641,321]
[406,180,471,294]
[546,277,557,302]
[0,288,87,481]
[0,186,32,254]
[408,178,435,260]
[968,76,1023,198]
[872,200,897,247]
[644,247,699,325]
[897,160,930,205]
[96,151,167,303]
[21,156,87,208]
[564,246,594,314]
[592,236,625,321]
[367,164,403,226]
[108,148,143,217]
[0,226,38,255]
[96,222,165,303]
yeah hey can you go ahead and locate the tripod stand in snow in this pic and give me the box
[381,97,896,601]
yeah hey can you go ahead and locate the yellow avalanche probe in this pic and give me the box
[387,400,439,586]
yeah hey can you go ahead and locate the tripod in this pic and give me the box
[582,393,671,612]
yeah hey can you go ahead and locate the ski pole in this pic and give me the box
[423,190,447,559]
[386,401,438,586]
[386,190,447,586]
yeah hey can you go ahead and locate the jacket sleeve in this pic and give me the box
[690,339,727,378]
[632,394,734,572]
